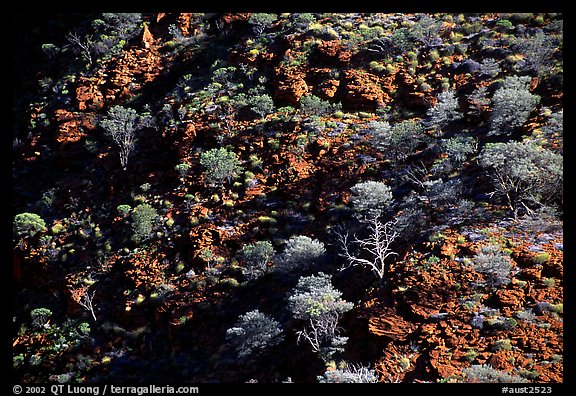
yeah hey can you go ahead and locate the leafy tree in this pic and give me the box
[488,75,540,136]
[288,272,353,361]
[226,310,284,358]
[479,140,562,217]
[247,94,275,118]
[275,235,326,272]
[131,203,158,243]
[100,105,154,170]
[350,181,393,219]
[14,213,46,239]
[248,13,277,35]
[199,147,242,187]
[238,241,275,280]
[30,308,52,330]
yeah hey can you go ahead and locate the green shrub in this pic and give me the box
[200,147,242,187]
[317,362,378,383]
[131,203,158,243]
[288,272,353,360]
[489,76,540,136]
[473,245,512,288]
[350,181,393,219]
[461,364,528,383]
[14,212,46,239]
[479,141,562,217]
[225,309,283,358]
[275,235,326,272]
[238,240,275,280]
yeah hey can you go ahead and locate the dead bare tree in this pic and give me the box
[336,216,399,279]
[66,32,94,66]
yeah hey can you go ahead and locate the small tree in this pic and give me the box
[349,181,393,219]
[225,310,284,358]
[131,203,158,243]
[247,13,277,35]
[288,272,353,361]
[275,235,326,272]
[488,75,540,136]
[14,212,46,239]
[199,147,242,187]
[100,105,154,170]
[238,241,275,280]
[336,215,399,280]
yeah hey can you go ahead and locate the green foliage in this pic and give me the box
[248,13,278,35]
[472,245,512,288]
[300,95,342,116]
[461,364,528,383]
[367,120,424,161]
[238,241,275,280]
[225,309,283,358]
[318,362,378,383]
[275,235,326,272]
[117,204,132,215]
[100,105,154,170]
[199,147,242,187]
[131,203,158,243]
[350,181,393,218]
[479,140,562,215]
[246,94,275,118]
[489,76,540,136]
[14,213,46,239]
[288,272,353,360]
[492,339,513,351]
[426,90,463,134]
[30,308,52,330]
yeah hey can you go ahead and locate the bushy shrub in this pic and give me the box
[131,203,158,243]
[30,307,52,330]
[246,94,275,118]
[288,272,353,360]
[488,75,540,136]
[199,147,242,187]
[225,309,284,358]
[461,364,528,383]
[368,120,424,161]
[318,363,378,383]
[441,135,477,166]
[14,212,46,239]
[350,181,393,219]
[513,31,559,76]
[479,140,562,216]
[238,240,275,280]
[426,90,463,135]
[300,95,342,116]
[275,235,326,272]
[478,58,501,78]
[472,245,512,288]
[248,13,278,35]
